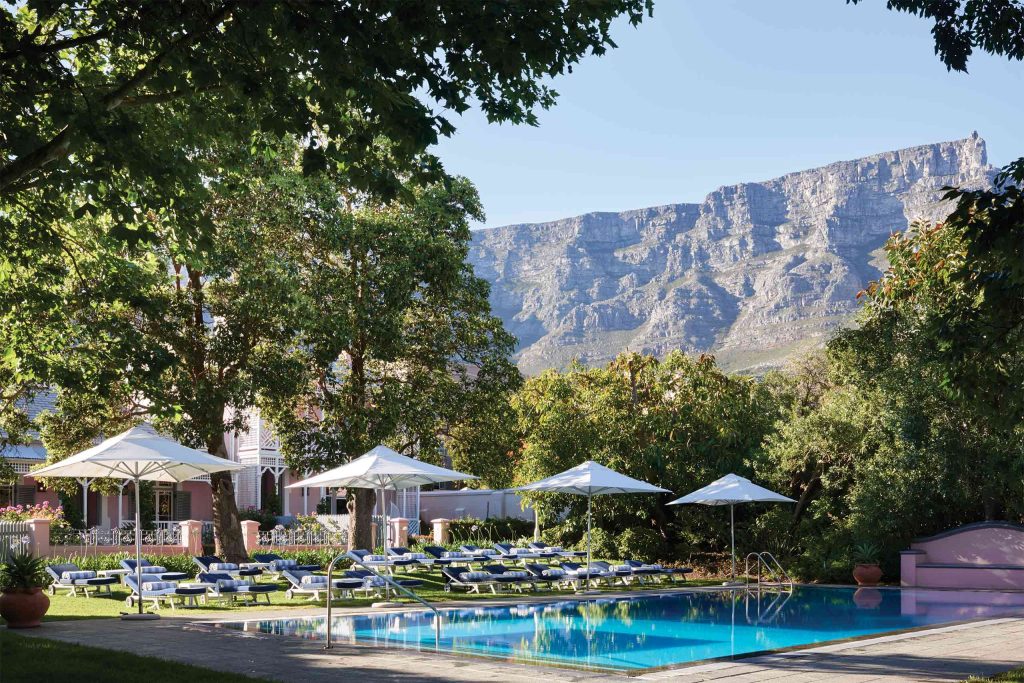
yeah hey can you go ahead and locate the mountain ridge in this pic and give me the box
[469,134,994,375]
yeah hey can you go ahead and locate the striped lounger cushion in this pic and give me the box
[363,555,387,563]
[210,562,239,571]
[61,570,96,581]
[462,572,492,582]
[141,581,177,591]
[216,579,249,590]
[139,566,167,574]
[502,571,528,579]
[402,553,427,560]
[542,569,566,578]
[443,551,466,558]
[300,575,328,585]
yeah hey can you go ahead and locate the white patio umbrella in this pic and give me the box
[30,423,244,619]
[668,473,795,579]
[287,445,478,551]
[513,461,671,574]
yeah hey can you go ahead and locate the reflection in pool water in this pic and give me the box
[213,587,1024,671]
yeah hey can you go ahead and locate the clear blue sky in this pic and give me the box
[432,0,1024,229]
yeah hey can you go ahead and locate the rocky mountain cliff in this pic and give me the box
[469,134,994,375]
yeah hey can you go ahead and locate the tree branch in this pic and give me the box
[0,3,235,193]
[0,29,110,61]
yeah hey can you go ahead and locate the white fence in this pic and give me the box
[50,525,182,546]
[0,521,31,561]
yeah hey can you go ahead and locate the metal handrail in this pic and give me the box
[744,551,793,591]
[324,551,440,650]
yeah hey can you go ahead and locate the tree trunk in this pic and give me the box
[347,488,376,551]
[209,470,248,562]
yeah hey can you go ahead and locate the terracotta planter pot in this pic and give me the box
[0,587,50,628]
[852,563,882,586]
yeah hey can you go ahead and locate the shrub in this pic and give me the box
[582,527,616,560]
[616,526,665,563]
[256,548,350,569]
[46,552,197,577]
[448,517,533,544]
[238,506,278,531]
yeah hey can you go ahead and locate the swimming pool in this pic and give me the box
[211,587,1024,672]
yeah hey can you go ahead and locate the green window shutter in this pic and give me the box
[15,485,35,505]
[173,491,191,520]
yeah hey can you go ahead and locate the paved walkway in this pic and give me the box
[11,604,1024,682]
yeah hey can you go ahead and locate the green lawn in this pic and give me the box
[9,570,722,622]
[969,670,1024,682]
[0,630,266,682]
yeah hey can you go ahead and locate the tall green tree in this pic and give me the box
[513,352,780,561]
[4,139,328,560]
[1,0,652,260]
[260,177,520,550]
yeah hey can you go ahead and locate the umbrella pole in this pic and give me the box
[136,476,143,615]
[730,503,736,580]
[587,494,592,583]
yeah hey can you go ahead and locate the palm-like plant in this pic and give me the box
[0,552,49,591]
[851,541,881,565]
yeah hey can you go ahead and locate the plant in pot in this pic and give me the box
[851,541,883,586]
[0,551,51,628]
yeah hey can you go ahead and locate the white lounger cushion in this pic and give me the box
[141,581,176,591]
[402,553,427,560]
[443,551,466,558]
[210,562,239,571]
[61,570,96,580]
[363,555,388,562]
[216,579,249,589]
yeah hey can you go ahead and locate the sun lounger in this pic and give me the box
[386,546,433,569]
[482,563,534,592]
[623,559,692,582]
[343,568,424,596]
[524,563,570,590]
[119,558,189,582]
[193,555,263,580]
[459,544,500,563]
[349,548,416,572]
[420,546,461,567]
[196,572,277,604]
[281,569,364,601]
[492,543,541,562]
[559,561,612,588]
[45,563,119,597]
[252,553,321,575]
[589,561,636,585]
[440,567,498,593]
[125,574,207,610]
[528,541,586,558]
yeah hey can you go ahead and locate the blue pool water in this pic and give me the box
[212,587,1024,671]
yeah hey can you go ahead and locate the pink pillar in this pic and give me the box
[900,550,923,587]
[240,520,260,554]
[179,520,204,556]
[390,518,409,548]
[431,518,450,545]
[27,518,51,558]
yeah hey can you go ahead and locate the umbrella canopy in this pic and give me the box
[287,445,477,551]
[31,423,245,482]
[514,461,670,583]
[669,473,794,579]
[669,473,795,506]
[31,423,243,618]
[514,460,669,497]
[286,445,477,491]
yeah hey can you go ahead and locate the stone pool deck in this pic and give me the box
[10,592,1024,682]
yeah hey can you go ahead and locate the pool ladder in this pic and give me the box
[744,551,794,593]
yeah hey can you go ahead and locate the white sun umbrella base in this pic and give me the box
[513,460,670,588]
[30,423,244,619]
[669,473,795,579]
